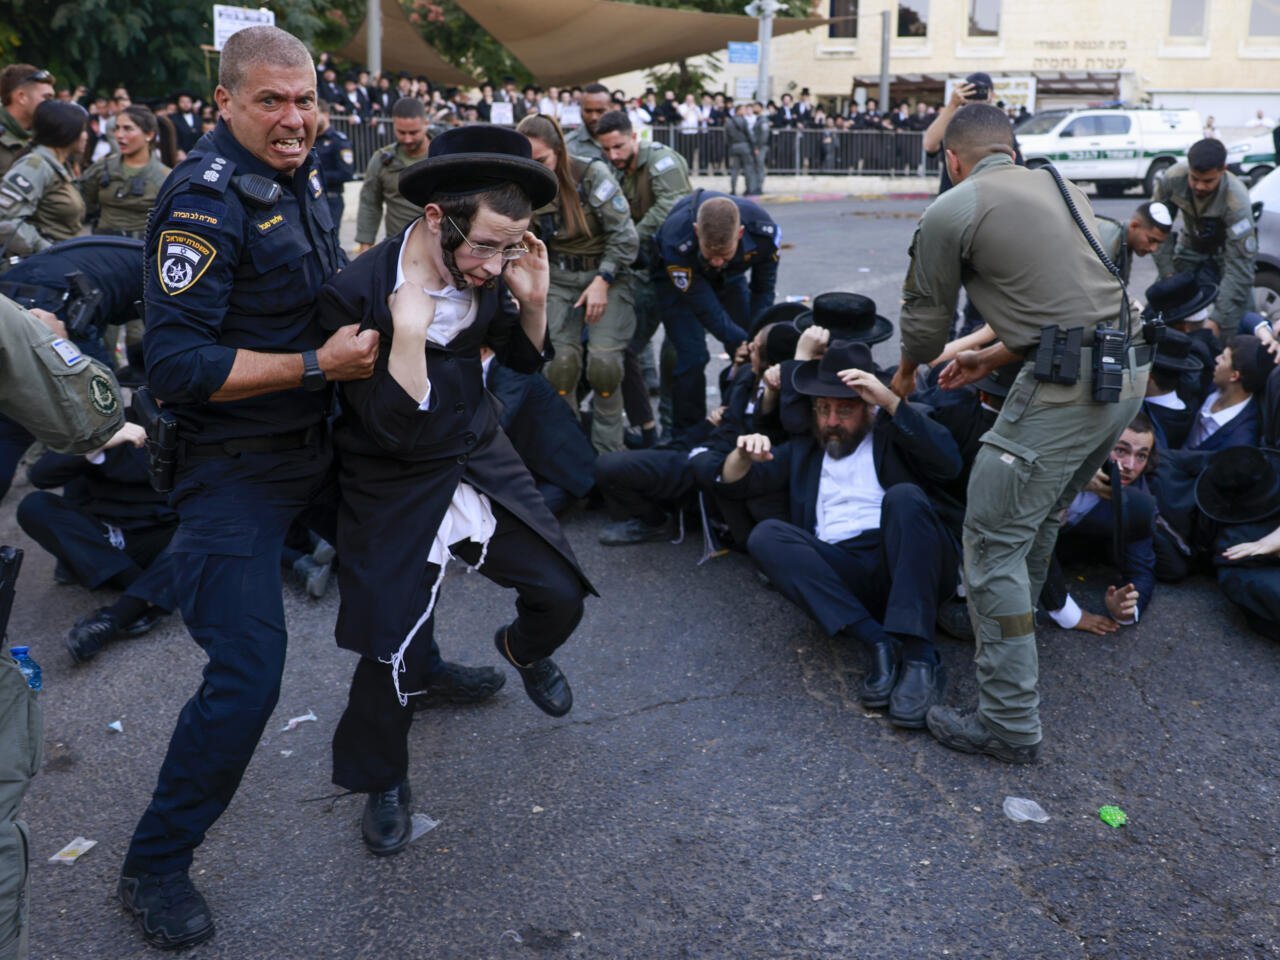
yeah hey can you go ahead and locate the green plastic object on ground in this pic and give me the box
[1098,805,1127,828]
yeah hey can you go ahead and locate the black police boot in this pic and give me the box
[413,661,506,711]
[494,626,572,717]
[361,780,413,857]
[118,866,215,950]
[858,638,899,708]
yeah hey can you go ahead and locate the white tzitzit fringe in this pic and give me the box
[381,483,496,706]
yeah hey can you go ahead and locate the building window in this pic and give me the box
[968,0,1000,37]
[898,0,928,37]
[1168,0,1206,37]
[829,0,857,39]
[1249,0,1280,35]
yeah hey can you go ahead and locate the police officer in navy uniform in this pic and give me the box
[314,98,355,226]
[653,189,780,440]
[116,27,379,950]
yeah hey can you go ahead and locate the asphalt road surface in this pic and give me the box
[8,197,1280,960]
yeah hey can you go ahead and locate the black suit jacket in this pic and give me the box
[715,400,963,535]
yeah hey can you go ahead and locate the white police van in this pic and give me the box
[1226,132,1276,187]
[1016,107,1202,197]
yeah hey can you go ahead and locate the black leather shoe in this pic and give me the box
[889,654,947,729]
[66,609,122,664]
[935,601,974,642]
[118,867,215,950]
[362,780,413,856]
[926,706,1041,764]
[413,661,506,711]
[494,627,573,717]
[858,639,899,708]
[598,516,672,546]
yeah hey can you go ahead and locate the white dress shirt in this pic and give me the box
[815,434,884,544]
[1188,390,1251,448]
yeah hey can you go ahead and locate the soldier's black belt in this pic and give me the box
[554,253,601,272]
[181,425,320,461]
[94,227,146,240]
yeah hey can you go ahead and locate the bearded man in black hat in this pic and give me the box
[316,124,595,857]
[716,341,963,728]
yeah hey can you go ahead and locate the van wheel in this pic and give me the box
[1248,165,1274,188]
[1144,158,1175,196]
[1255,267,1280,326]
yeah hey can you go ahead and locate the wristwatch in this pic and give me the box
[301,349,327,391]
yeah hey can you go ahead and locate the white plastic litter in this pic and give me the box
[280,750,294,757]
[49,837,97,864]
[1003,796,1050,823]
[409,813,440,842]
[280,710,317,731]
[107,720,123,733]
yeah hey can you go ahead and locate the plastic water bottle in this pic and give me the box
[11,646,41,691]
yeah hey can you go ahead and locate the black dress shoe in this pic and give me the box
[889,653,947,729]
[494,627,573,717]
[858,638,899,708]
[66,609,122,664]
[362,780,413,856]
[119,866,215,950]
[413,661,506,711]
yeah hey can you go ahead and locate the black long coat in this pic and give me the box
[316,234,595,660]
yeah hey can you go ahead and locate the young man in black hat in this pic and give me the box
[1143,328,1204,450]
[716,341,963,728]
[317,124,594,856]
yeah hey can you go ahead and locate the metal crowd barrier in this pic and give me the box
[330,117,938,179]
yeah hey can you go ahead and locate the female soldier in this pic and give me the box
[0,100,87,257]
[82,106,172,239]
[516,114,638,453]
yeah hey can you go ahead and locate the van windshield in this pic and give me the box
[1018,111,1069,135]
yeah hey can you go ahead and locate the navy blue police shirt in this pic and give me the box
[654,190,780,350]
[142,121,346,443]
[315,126,355,191]
[0,236,142,329]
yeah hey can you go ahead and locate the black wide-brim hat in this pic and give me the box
[1195,446,1280,524]
[1142,272,1219,324]
[975,360,1022,398]
[398,124,558,210]
[791,339,885,398]
[748,300,809,338]
[1151,328,1204,374]
[795,292,894,346]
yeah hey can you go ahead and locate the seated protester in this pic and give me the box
[595,318,795,545]
[1143,329,1203,450]
[1195,446,1280,641]
[716,341,964,728]
[15,419,176,663]
[482,344,597,516]
[793,292,894,348]
[280,519,335,599]
[1039,412,1160,635]
[1185,334,1275,452]
[1141,272,1218,404]
[1264,363,1280,448]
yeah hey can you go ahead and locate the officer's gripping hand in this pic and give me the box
[795,325,828,361]
[29,308,67,340]
[318,323,381,382]
[839,368,900,415]
[889,364,916,401]
[504,231,549,309]
[101,422,147,451]
[936,350,989,391]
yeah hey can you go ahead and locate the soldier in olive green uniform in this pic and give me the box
[896,106,1148,763]
[0,108,28,180]
[354,97,431,250]
[0,102,89,259]
[1094,200,1172,285]
[0,65,55,177]
[565,83,612,164]
[595,110,692,442]
[520,115,639,453]
[1152,138,1256,334]
[81,106,171,239]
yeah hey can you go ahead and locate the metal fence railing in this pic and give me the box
[330,117,939,179]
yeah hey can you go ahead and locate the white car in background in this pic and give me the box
[1227,132,1276,187]
[1252,167,1280,325]
[1017,107,1202,197]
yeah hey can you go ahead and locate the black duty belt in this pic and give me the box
[94,227,146,239]
[554,253,601,272]
[181,425,320,461]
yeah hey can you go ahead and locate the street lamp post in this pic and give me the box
[745,0,781,103]
[367,0,382,79]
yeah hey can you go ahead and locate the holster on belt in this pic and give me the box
[130,386,178,494]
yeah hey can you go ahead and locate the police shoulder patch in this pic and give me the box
[88,373,119,417]
[0,189,17,209]
[308,168,324,199]
[9,171,34,194]
[667,265,693,292]
[611,194,628,213]
[191,155,233,194]
[157,230,217,295]
[341,148,354,166]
